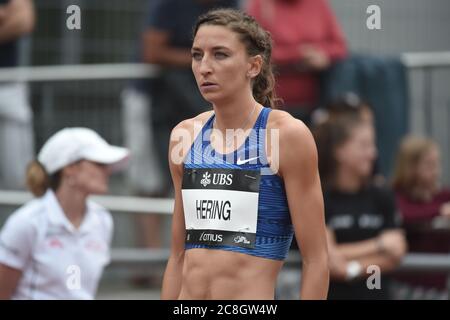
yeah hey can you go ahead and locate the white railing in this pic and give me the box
[0,190,173,215]
[0,63,160,82]
[0,51,449,83]
[401,51,450,68]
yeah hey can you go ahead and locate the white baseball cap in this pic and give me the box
[38,127,130,174]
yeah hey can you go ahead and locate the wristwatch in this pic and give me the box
[345,260,363,281]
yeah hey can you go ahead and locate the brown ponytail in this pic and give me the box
[251,37,279,109]
[193,8,281,109]
[26,160,50,197]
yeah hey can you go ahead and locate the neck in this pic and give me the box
[55,185,87,229]
[212,91,261,131]
[334,167,364,193]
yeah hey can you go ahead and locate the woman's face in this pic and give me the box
[416,146,441,189]
[335,124,377,179]
[191,25,260,104]
[68,160,110,195]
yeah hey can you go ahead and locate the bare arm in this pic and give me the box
[334,237,380,260]
[278,115,329,299]
[0,264,22,299]
[142,29,192,67]
[0,0,35,43]
[160,123,190,300]
[327,228,407,281]
[356,250,403,274]
[335,231,407,262]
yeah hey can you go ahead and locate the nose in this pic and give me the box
[198,54,213,76]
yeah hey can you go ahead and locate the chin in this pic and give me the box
[201,92,226,104]
[357,166,373,179]
[88,185,108,195]
[201,94,218,104]
[361,171,373,181]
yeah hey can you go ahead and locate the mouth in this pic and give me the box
[201,81,218,87]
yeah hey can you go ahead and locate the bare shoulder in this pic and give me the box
[264,109,318,178]
[267,109,314,147]
[169,110,214,168]
[171,110,214,137]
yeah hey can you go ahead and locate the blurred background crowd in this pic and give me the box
[1,0,450,299]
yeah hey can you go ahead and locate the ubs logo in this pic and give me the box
[212,173,233,186]
[200,172,211,187]
[200,172,233,187]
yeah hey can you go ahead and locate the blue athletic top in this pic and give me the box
[183,107,294,260]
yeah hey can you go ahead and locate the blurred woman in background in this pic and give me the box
[392,136,450,299]
[313,103,407,300]
[0,127,129,299]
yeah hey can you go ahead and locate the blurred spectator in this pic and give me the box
[312,93,374,127]
[121,14,166,288]
[313,106,407,300]
[0,0,35,190]
[0,128,129,299]
[122,72,163,199]
[122,82,166,287]
[277,94,374,299]
[246,0,347,124]
[312,93,391,186]
[392,136,450,299]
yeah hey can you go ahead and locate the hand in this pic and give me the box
[328,249,348,281]
[377,230,407,260]
[299,45,330,71]
[439,202,450,217]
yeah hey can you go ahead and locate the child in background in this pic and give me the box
[392,136,450,299]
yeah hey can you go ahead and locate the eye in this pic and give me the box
[191,52,202,61]
[214,52,228,59]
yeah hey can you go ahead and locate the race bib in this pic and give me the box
[182,168,261,249]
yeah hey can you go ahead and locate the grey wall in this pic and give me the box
[330,0,450,54]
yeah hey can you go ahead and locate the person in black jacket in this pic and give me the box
[313,101,407,299]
